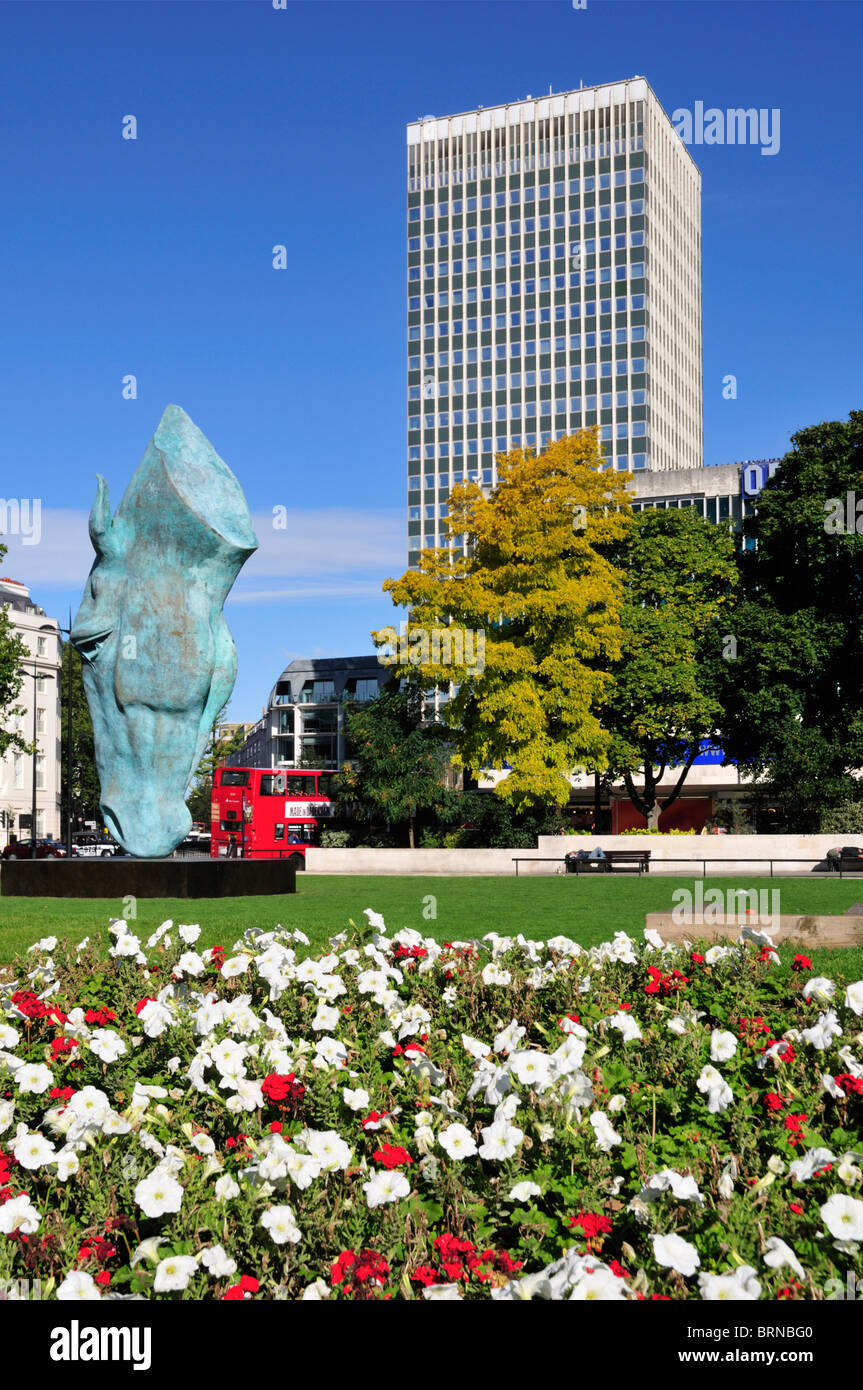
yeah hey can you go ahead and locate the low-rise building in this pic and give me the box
[227,657,386,771]
[0,578,62,846]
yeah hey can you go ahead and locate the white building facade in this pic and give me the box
[406,76,703,564]
[0,578,62,846]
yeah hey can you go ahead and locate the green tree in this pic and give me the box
[717,411,863,829]
[377,430,631,811]
[186,716,249,825]
[336,682,451,847]
[60,640,102,833]
[602,506,739,828]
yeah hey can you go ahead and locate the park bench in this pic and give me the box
[565,849,651,876]
[838,847,863,877]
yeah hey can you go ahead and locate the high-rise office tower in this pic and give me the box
[406,77,702,564]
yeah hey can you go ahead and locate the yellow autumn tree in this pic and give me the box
[376,429,633,809]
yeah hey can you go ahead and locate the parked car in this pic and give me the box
[2,838,68,859]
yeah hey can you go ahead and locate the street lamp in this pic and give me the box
[17,661,55,859]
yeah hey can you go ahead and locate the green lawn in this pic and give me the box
[1,874,862,977]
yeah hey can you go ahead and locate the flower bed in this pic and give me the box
[1,912,862,1300]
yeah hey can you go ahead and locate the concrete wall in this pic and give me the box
[305,835,863,876]
[305,847,549,876]
[537,834,863,876]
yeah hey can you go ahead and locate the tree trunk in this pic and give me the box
[408,814,415,849]
[646,803,661,831]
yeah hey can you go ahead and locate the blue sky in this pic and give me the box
[1,0,860,720]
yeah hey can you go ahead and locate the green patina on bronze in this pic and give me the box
[71,405,258,857]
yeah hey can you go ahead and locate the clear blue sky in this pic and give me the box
[1,0,860,720]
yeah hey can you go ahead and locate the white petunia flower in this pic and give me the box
[13,1131,56,1169]
[698,1266,761,1300]
[651,1232,700,1277]
[221,955,251,979]
[844,981,863,1017]
[201,1245,238,1278]
[312,1004,340,1032]
[696,1064,734,1113]
[214,1174,240,1203]
[802,976,835,1004]
[607,1011,642,1042]
[56,1270,102,1301]
[508,1050,553,1088]
[820,1193,863,1242]
[589,1111,622,1152]
[363,1169,411,1208]
[260,1204,302,1245]
[16,1063,54,1095]
[461,1034,492,1059]
[763,1237,805,1281]
[478,1120,523,1161]
[88,1029,127,1063]
[481,963,512,986]
[801,1011,842,1050]
[710,1030,738,1062]
[178,923,201,945]
[134,1172,184,1219]
[438,1123,478,1160]
[0,1193,41,1235]
[570,1268,627,1300]
[342,1087,369,1112]
[304,1130,352,1172]
[494,1020,527,1055]
[154,1255,199,1292]
[507,1181,542,1202]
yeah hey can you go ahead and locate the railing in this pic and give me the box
[511,856,846,878]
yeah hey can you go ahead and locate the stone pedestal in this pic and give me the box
[1,858,297,899]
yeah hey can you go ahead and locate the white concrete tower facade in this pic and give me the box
[406,77,702,564]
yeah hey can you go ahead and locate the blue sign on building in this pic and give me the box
[740,458,782,499]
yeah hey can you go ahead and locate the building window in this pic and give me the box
[36,707,45,734]
[13,753,23,789]
[37,636,47,656]
[36,755,45,791]
[299,680,336,704]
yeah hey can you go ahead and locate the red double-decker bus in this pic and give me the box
[210,767,335,866]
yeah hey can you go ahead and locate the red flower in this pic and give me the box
[691,952,706,964]
[834,1073,863,1096]
[134,998,156,1016]
[568,1210,612,1239]
[372,1143,413,1170]
[410,1265,440,1288]
[261,1072,306,1106]
[763,1092,786,1111]
[789,1202,804,1215]
[95,1271,111,1287]
[791,954,812,971]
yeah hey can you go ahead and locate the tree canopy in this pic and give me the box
[717,411,863,828]
[336,682,451,847]
[602,505,739,827]
[377,429,631,810]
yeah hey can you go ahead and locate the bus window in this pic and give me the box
[286,774,317,796]
[287,824,315,843]
[274,823,285,841]
[317,773,336,798]
[260,773,286,796]
[219,770,249,787]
